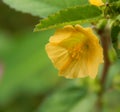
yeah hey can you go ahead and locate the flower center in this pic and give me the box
[69,43,89,60]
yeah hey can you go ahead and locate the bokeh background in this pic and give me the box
[0,1,61,112]
[0,0,120,112]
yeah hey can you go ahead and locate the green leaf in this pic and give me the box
[109,0,120,3]
[110,1,120,15]
[111,20,120,43]
[102,0,107,3]
[105,1,120,18]
[37,84,87,112]
[117,15,120,21]
[34,5,102,31]
[2,0,89,17]
[111,16,120,58]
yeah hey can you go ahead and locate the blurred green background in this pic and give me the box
[0,1,120,112]
[0,1,60,112]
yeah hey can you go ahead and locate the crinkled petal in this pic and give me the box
[45,43,71,70]
[49,25,75,43]
[88,60,100,79]
[60,59,88,79]
[87,43,104,78]
[75,25,99,42]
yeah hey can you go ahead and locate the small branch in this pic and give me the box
[96,27,111,112]
[99,28,111,90]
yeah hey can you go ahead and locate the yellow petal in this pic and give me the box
[89,0,104,6]
[45,43,71,70]
[49,25,75,43]
[87,45,104,78]
[59,60,88,79]
[75,25,99,42]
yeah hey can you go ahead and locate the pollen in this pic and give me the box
[69,42,89,60]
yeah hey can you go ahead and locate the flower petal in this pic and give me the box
[87,44,104,78]
[60,59,88,79]
[49,25,75,43]
[75,25,99,42]
[46,43,71,70]
[89,0,104,6]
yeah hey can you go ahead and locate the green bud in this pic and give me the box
[97,19,107,30]
[108,46,117,63]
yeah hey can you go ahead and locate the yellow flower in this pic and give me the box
[46,25,104,79]
[89,0,104,6]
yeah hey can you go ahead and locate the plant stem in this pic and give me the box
[96,27,111,112]
[100,28,111,90]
